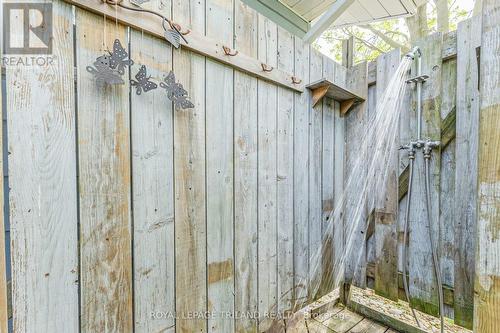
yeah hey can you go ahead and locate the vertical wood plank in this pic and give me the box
[129,1,174,329]
[344,62,368,289]
[76,10,132,332]
[277,25,294,315]
[320,57,335,297]
[309,49,323,300]
[292,37,310,310]
[0,43,6,333]
[439,57,457,318]
[234,1,258,332]
[6,3,78,332]
[408,33,442,316]
[206,1,234,332]
[474,0,500,331]
[454,16,481,329]
[374,49,400,301]
[257,14,278,331]
[333,63,346,290]
[172,0,207,331]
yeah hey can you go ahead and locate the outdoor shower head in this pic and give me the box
[405,46,421,60]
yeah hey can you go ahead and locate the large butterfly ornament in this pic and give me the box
[86,54,124,87]
[107,39,134,75]
[130,65,158,95]
[160,71,195,109]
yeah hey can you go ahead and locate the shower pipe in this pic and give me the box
[401,47,444,333]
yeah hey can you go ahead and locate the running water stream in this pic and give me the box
[292,56,413,311]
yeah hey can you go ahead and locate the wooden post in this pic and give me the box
[454,15,481,330]
[173,0,207,332]
[373,49,401,302]
[474,0,500,331]
[342,36,354,69]
[234,1,258,331]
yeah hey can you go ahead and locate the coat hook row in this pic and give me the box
[102,0,190,36]
[261,63,274,72]
[222,46,239,56]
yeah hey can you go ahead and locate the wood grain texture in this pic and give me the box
[234,1,259,332]
[130,10,175,331]
[309,48,323,301]
[333,63,347,291]
[454,15,481,330]
[319,57,335,297]
[257,14,278,331]
[6,3,78,332]
[206,0,235,332]
[63,0,303,92]
[344,62,368,288]
[0,39,7,333]
[76,9,132,332]
[408,33,442,316]
[173,0,207,332]
[475,1,500,332]
[293,36,310,310]
[277,25,295,315]
[374,49,400,301]
[438,57,457,319]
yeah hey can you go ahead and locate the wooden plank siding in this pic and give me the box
[277,26,295,315]
[439,57,457,319]
[292,36,310,310]
[309,49,323,301]
[129,3,175,329]
[2,1,489,331]
[234,1,259,332]
[320,56,335,297]
[373,49,400,302]
[76,10,133,332]
[7,2,79,332]
[344,62,368,289]
[173,0,207,332]
[475,0,500,331]
[0,34,7,333]
[454,15,481,330]
[407,33,443,316]
[257,14,279,331]
[206,0,235,332]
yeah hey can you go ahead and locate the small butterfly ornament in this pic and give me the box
[160,71,195,109]
[130,65,158,95]
[130,0,150,6]
[162,19,184,49]
[86,54,124,87]
[107,39,134,75]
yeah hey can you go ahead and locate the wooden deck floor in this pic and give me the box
[306,304,398,333]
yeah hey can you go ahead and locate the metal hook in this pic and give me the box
[291,76,302,84]
[222,46,239,56]
[171,22,191,36]
[261,63,274,72]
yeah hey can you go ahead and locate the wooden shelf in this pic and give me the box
[307,78,365,115]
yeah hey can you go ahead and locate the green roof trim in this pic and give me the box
[242,0,310,38]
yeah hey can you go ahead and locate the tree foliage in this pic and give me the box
[316,0,475,63]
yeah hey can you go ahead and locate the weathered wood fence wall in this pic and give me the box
[349,16,484,330]
[1,0,498,332]
[0,0,357,332]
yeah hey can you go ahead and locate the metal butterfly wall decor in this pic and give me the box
[162,18,182,49]
[160,71,195,109]
[86,54,124,87]
[107,39,134,75]
[130,65,158,95]
[130,0,150,6]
